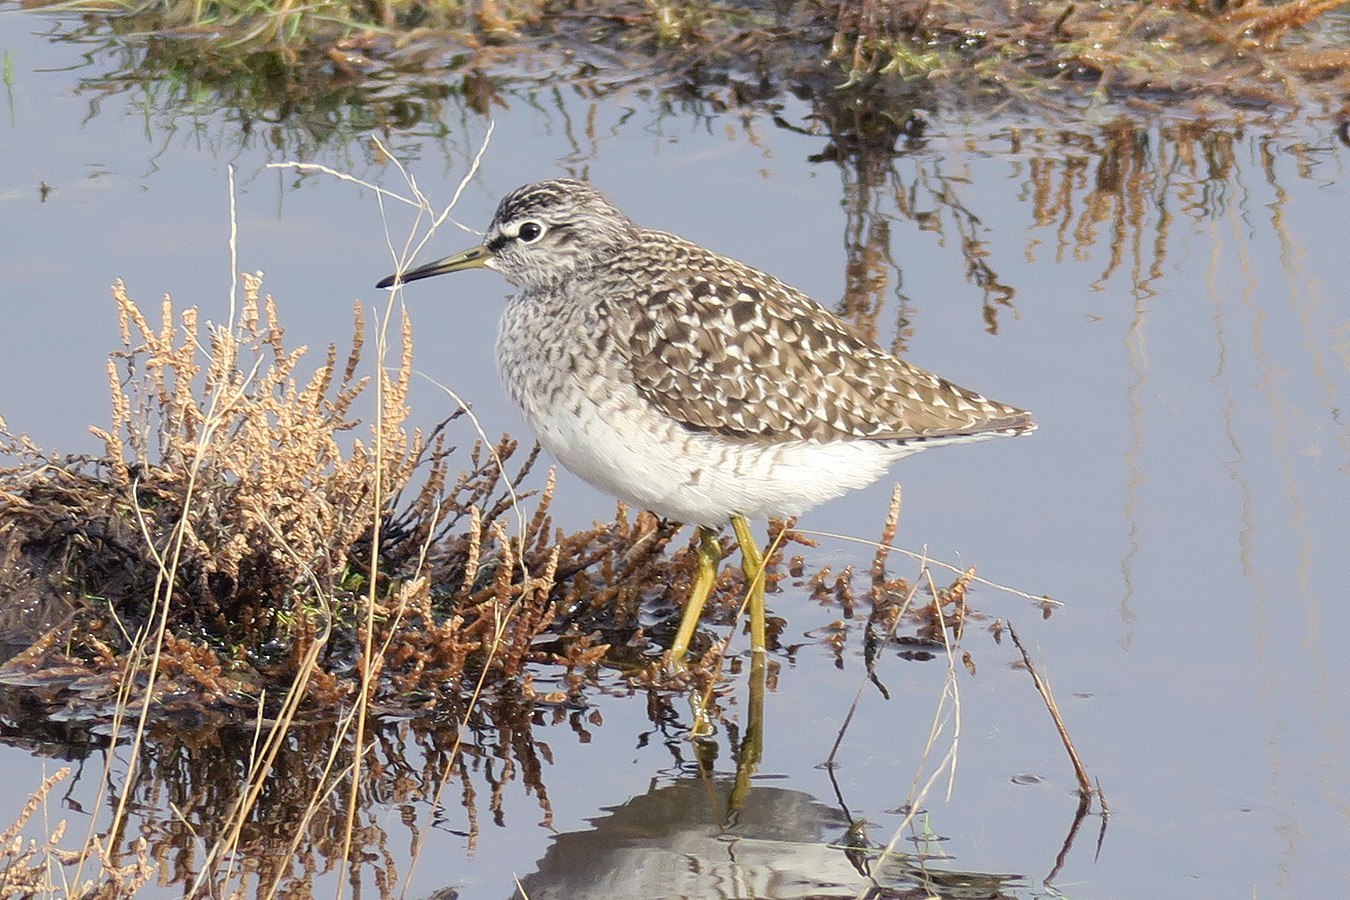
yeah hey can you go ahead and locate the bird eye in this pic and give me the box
[517,221,544,243]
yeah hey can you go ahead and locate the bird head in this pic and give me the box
[377,179,638,293]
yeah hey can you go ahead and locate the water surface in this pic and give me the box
[1,8,1348,897]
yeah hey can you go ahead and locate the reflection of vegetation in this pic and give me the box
[791,105,1343,352]
[0,689,573,894]
[785,91,1021,346]
[41,14,471,162]
[0,604,983,898]
[1012,119,1321,289]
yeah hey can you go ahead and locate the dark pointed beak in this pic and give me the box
[376,243,494,289]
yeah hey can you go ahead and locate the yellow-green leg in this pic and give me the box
[730,513,767,658]
[670,526,723,670]
[728,515,767,805]
[670,516,767,669]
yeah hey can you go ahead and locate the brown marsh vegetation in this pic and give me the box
[25,0,1350,134]
[0,246,1004,893]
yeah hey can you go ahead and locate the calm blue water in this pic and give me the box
[2,7,1349,897]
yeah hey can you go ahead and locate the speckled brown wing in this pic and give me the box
[616,231,1035,443]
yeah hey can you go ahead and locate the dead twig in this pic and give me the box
[1007,621,1092,797]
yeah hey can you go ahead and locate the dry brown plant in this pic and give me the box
[0,768,153,898]
[0,264,610,893]
[0,249,761,894]
[0,271,602,717]
[1013,119,1256,294]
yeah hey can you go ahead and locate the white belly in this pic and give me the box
[508,368,909,525]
